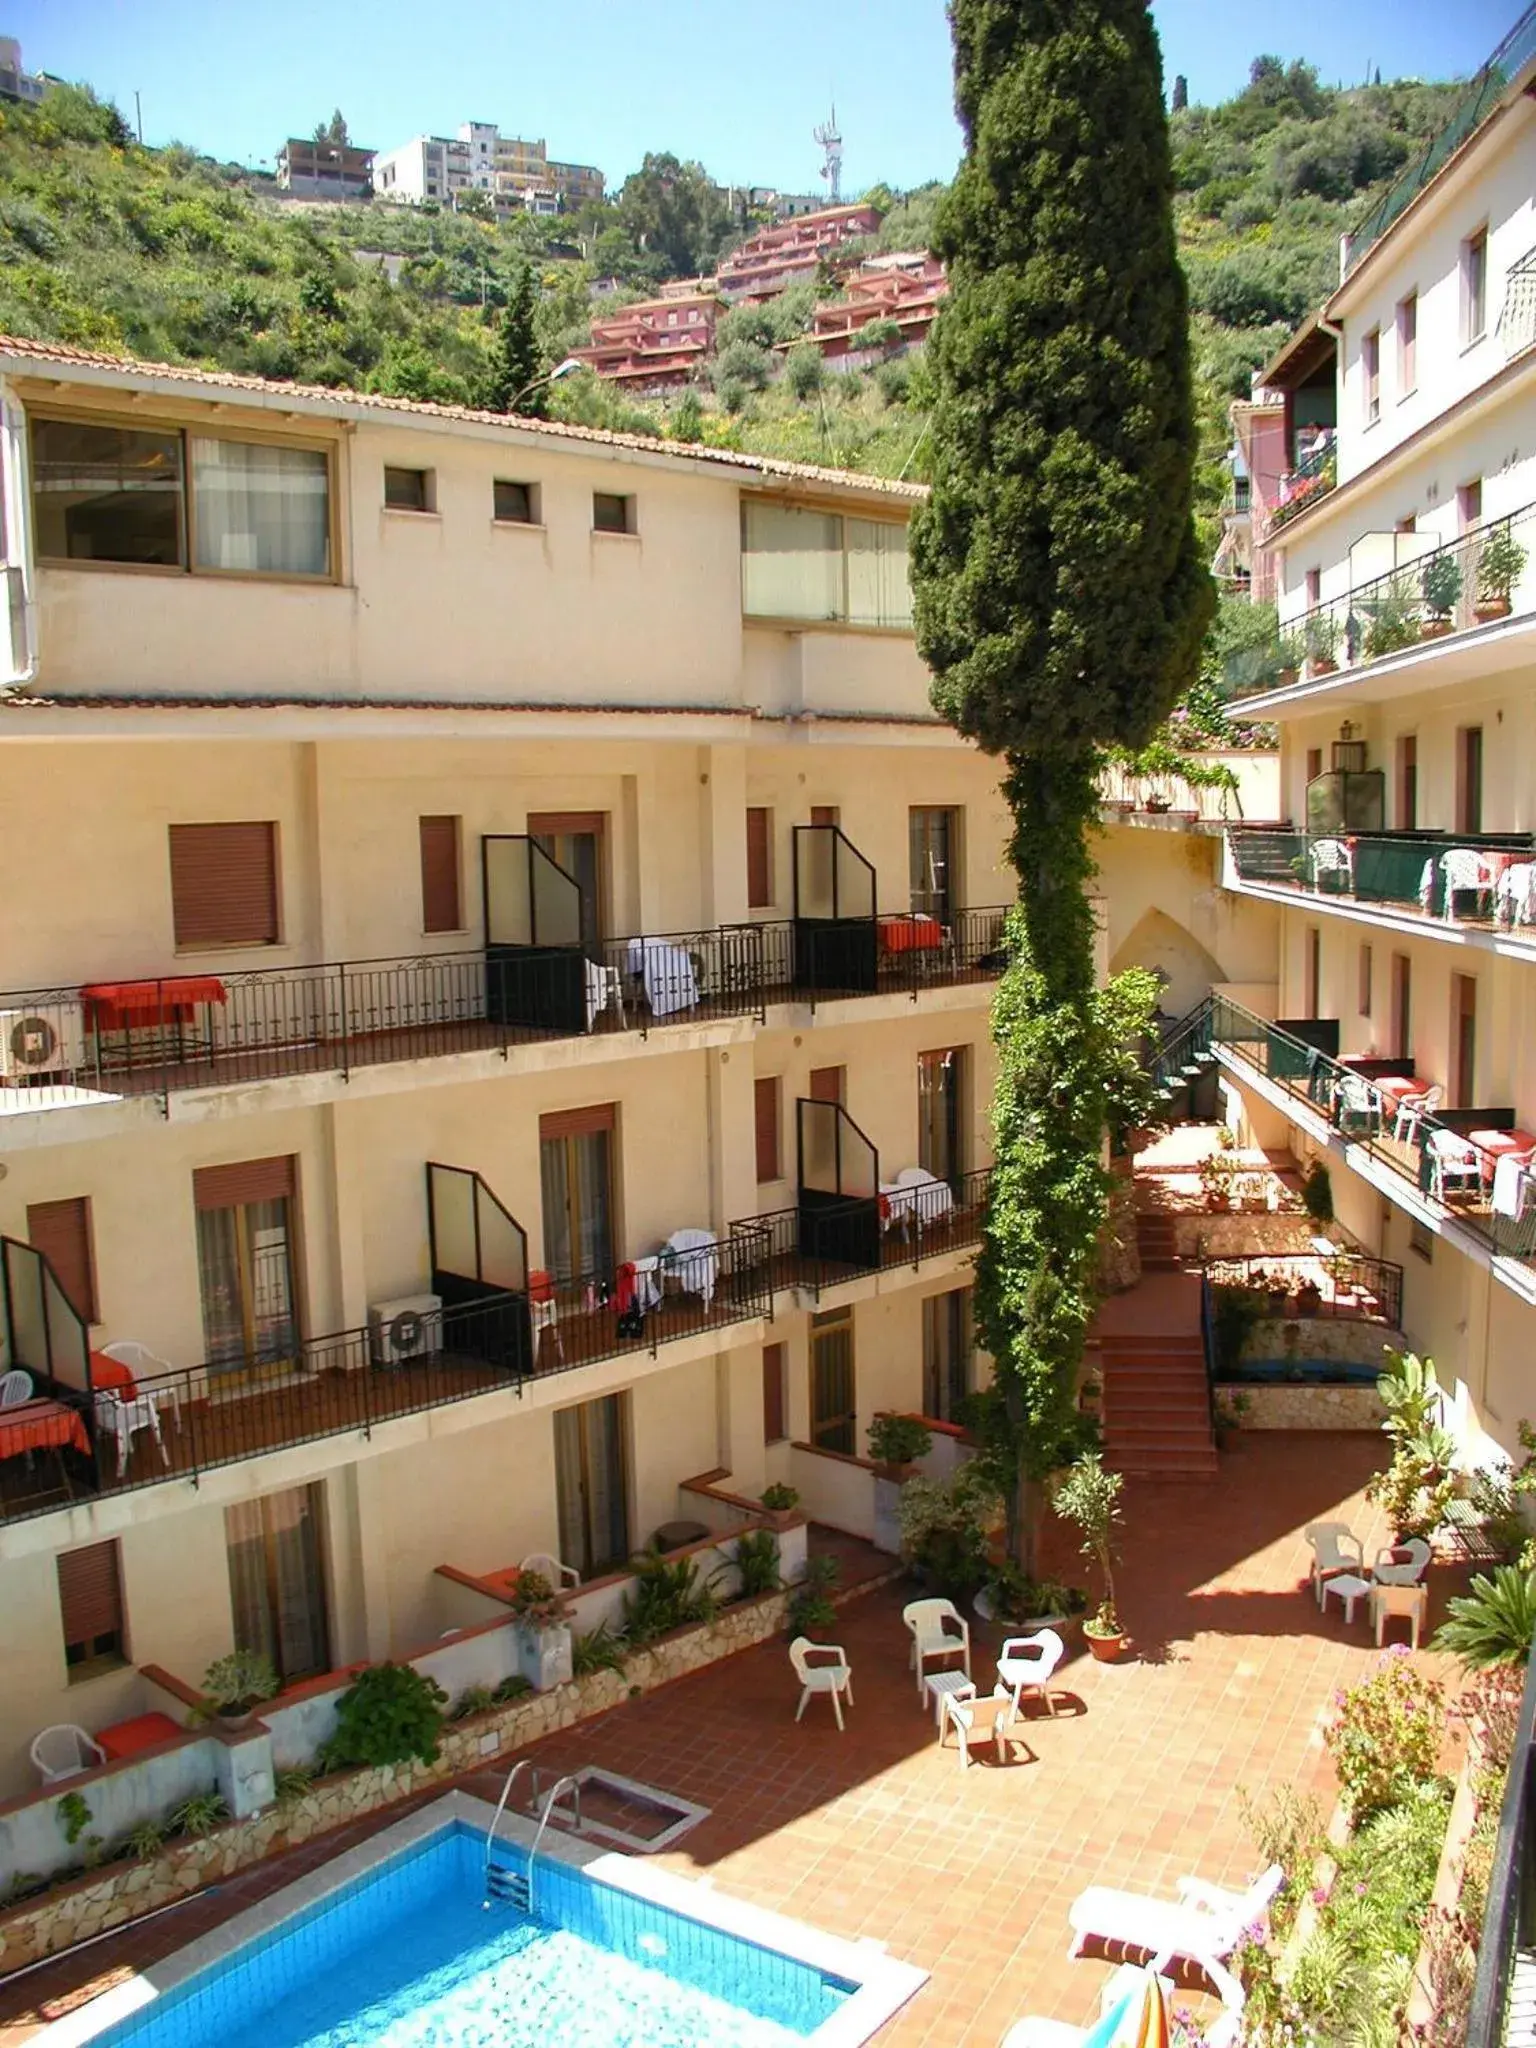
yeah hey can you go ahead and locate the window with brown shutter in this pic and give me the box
[58,1540,126,1675]
[169,823,280,949]
[763,1342,787,1444]
[419,816,462,933]
[746,808,773,908]
[538,1103,617,1141]
[754,1076,781,1182]
[193,1155,296,1210]
[809,1066,845,1106]
[26,1197,97,1323]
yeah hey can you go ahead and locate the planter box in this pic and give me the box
[515,1622,573,1693]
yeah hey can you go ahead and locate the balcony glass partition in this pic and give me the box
[797,1097,881,1272]
[426,1162,532,1376]
[741,499,913,630]
[482,833,588,1034]
[792,824,877,995]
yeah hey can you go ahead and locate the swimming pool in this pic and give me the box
[45,1795,923,2048]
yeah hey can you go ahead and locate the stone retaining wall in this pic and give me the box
[0,1590,791,1974]
[1173,1213,1318,1258]
[1218,1380,1386,1431]
[1244,1317,1399,1367]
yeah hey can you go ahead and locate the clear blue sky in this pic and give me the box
[10,0,1516,194]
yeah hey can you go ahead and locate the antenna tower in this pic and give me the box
[814,104,843,205]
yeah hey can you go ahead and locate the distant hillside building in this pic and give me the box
[717,202,883,303]
[570,288,726,392]
[0,36,46,105]
[806,253,947,361]
[374,123,603,215]
[276,137,376,203]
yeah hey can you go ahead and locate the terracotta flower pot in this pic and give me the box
[1085,1628,1127,1663]
[1474,596,1512,623]
[1420,619,1453,640]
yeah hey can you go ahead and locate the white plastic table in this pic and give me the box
[1321,1571,1372,1625]
[923,1670,975,1732]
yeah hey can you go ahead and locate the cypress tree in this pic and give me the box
[488,262,543,416]
[910,0,1212,1564]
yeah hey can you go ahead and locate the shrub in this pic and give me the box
[507,1569,566,1631]
[1420,552,1463,620]
[1212,1284,1265,1374]
[730,1527,782,1599]
[760,1483,799,1512]
[124,1819,168,1859]
[448,1684,496,1721]
[785,1554,839,1637]
[866,1413,933,1469]
[1301,1161,1333,1224]
[571,1621,629,1678]
[897,1465,1001,1600]
[491,1673,533,1704]
[712,339,771,395]
[273,1766,313,1809]
[621,1550,716,1645]
[196,1648,280,1719]
[1432,1566,1536,1670]
[1477,525,1527,604]
[1324,1649,1446,1818]
[55,1791,92,1846]
[1053,1455,1125,1635]
[784,343,823,399]
[324,1662,448,1770]
[169,1793,229,1840]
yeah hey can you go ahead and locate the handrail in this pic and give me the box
[524,1774,583,1914]
[1468,1629,1536,2046]
[483,1758,532,1892]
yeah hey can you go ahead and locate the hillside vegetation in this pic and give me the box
[0,61,1466,533]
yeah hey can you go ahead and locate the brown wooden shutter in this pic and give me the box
[763,1342,786,1444]
[754,1077,781,1182]
[809,1066,845,1106]
[26,1198,97,1322]
[169,823,279,948]
[810,805,839,828]
[538,1103,616,1141]
[58,1541,123,1652]
[193,1155,296,1211]
[746,808,772,908]
[419,816,462,934]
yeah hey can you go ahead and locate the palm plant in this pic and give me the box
[1432,1566,1536,1669]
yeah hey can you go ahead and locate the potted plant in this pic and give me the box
[866,1413,933,1480]
[1276,630,1304,687]
[1212,1386,1252,1451]
[1475,525,1527,622]
[975,1562,1088,1632]
[1053,1454,1127,1662]
[507,1569,573,1692]
[1303,610,1340,676]
[1296,1277,1323,1316]
[1363,576,1420,658]
[759,1482,800,1529]
[195,1648,280,1730]
[897,1465,1001,1602]
[1302,1161,1334,1227]
[1419,552,1462,637]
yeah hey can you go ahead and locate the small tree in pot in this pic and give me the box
[867,1412,933,1479]
[508,1569,573,1691]
[195,1648,279,1729]
[1419,552,1462,636]
[1475,526,1527,621]
[1053,1454,1126,1660]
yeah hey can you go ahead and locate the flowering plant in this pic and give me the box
[1324,1648,1446,1818]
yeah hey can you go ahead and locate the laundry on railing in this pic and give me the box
[624,937,699,1017]
[1493,1155,1536,1221]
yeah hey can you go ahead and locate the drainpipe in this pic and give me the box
[0,379,39,691]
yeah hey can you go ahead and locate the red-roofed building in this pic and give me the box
[717,202,883,304]
[570,288,725,391]
[805,254,947,362]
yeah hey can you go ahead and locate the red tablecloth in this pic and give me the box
[0,1399,89,1462]
[90,1351,136,1393]
[878,915,943,954]
[81,978,226,1032]
[1374,1075,1425,1103]
[96,1712,184,1762]
[1469,1129,1536,1183]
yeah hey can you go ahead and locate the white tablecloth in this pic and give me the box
[659,1228,718,1307]
[1493,1154,1535,1220]
[583,959,623,1030]
[625,938,699,1018]
[880,1172,954,1233]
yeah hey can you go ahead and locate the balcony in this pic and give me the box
[1225,502,1536,707]
[0,1160,992,1530]
[1226,825,1536,947]
[1156,997,1536,1275]
[1264,434,1337,538]
[0,908,1011,1125]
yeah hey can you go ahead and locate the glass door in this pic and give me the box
[529,812,606,954]
[225,1484,330,1683]
[909,808,957,924]
[809,1306,855,1453]
[923,1288,972,1421]
[917,1048,965,1189]
[554,1395,630,1577]
[539,1124,615,1287]
[196,1195,298,1373]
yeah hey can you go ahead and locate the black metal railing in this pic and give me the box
[1205,1252,1404,1330]
[1202,994,1536,1268]
[1267,442,1338,535]
[1468,1631,1536,2048]
[1224,501,1536,700]
[1227,826,1536,929]
[527,1231,774,1380]
[1497,247,1536,360]
[735,1165,991,1297]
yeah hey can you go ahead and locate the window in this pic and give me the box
[1457,726,1484,835]
[810,805,839,829]
[1464,228,1488,345]
[30,419,334,580]
[1362,329,1380,425]
[1391,953,1413,1062]
[384,466,433,512]
[194,1156,299,1371]
[58,1540,126,1677]
[809,1306,855,1454]
[1397,734,1418,829]
[809,1065,845,1106]
[593,491,635,535]
[740,498,912,630]
[539,1106,616,1285]
[1409,1216,1434,1263]
[554,1394,630,1578]
[226,1485,329,1684]
[528,812,606,950]
[1397,293,1417,395]
[419,815,462,934]
[1303,927,1320,1019]
[1459,480,1483,532]
[493,479,537,524]
[923,1289,972,1422]
[754,1076,782,1183]
[26,1198,98,1323]
[1452,974,1477,1108]
[1305,747,1323,785]
[918,1047,966,1186]
[1358,944,1373,1020]
[1304,567,1321,607]
[909,807,958,923]
[763,1342,787,1444]
[169,822,280,949]
[746,807,774,908]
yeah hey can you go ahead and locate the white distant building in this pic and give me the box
[373,122,601,215]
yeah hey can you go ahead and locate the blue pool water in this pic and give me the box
[94,1824,853,2048]
[1238,1358,1379,1384]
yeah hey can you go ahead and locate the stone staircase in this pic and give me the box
[1100,1329,1218,1481]
[1135,1209,1181,1274]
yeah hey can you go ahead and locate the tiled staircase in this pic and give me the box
[1135,1209,1181,1274]
[1100,1329,1218,1480]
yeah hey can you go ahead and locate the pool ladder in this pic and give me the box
[483,1763,582,1913]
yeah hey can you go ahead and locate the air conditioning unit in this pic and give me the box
[368,1292,442,1367]
[0,1007,86,1082]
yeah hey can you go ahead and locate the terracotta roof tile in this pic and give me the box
[0,333,925,502]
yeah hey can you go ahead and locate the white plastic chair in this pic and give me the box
[1428,1127,1482,1201]
[520,1550,581,1590]
[1304,1521,1363,1606]
[997,1629,1065,1718]
[1310,838,1354,892]
[1393,1084,1442,1144]
[941,1683,1026,1769]
[1372,1536,1431,1586]
[98,1341,182,1429]
[789,1635,853,1730]
[94,1389,168,1477]
[31,1724,106,1785]
[903,1596,972,1698]
[1440,847,1496,923]
[0,1368,34,1409]
[1496,862,1536,930]
[1067,1864,1284,2019]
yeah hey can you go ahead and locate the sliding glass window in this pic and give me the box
[741,498,912,629]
